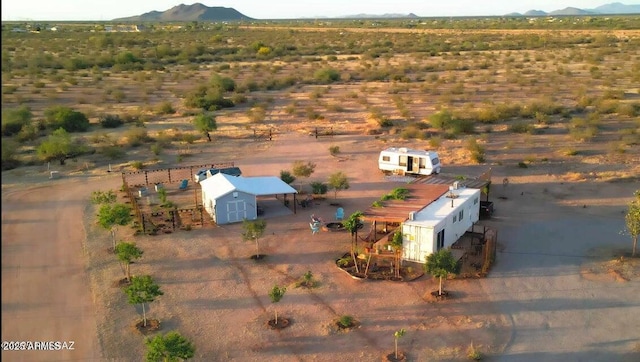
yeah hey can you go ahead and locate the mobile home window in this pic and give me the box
[382,155,390,162]
[459,210,464,220]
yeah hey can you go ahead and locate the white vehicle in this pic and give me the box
[378,147,441,176]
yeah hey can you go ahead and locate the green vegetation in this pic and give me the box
[145,331,195,362]
[425,249,458,296]
[338,315,354,328]
[327,171,349,199]
[114,242,143,282]
[241,219,267,258]
[268,285,286,325]
[624,190,640,257]
[124,275,164,328]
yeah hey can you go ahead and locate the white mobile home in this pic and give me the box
[401,187,480,263]
[200,173,297,225]
[378,147,441,176]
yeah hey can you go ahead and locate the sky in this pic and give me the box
[1,1,636,21]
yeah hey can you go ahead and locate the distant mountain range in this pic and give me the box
[509,2,640,16]
[113,2,640,22]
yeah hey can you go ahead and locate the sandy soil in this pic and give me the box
[2,130,639,361]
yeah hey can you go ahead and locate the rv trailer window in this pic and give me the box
[459,210,464,220]
[453,215,457,223]
[431,157,440,165]
[474,197,478,205]
[399,156,407,166]
[382,155,390,162]
[419,158,426,168]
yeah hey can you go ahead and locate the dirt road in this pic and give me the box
[1,176,117,361]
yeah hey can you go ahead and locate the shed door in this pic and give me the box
[227,200,247,223]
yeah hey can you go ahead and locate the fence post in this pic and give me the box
[168,168,172,183]
[145,171,149,186]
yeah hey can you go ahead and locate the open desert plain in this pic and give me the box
[2,18,640,361]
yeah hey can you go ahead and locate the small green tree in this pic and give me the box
[114,242,143,282]
[327,171,350,199]
[624,190,640,257]
[44,105,90,132]
[37,128,87,165]
[280,170,296,185]
[192,112,217,142]
[145,331,195,362]
[329,145,340,156]
[268,285,286,325]
[242,219,267,258]
[394,328,406,360]
[97,203,133,251]
[425,249,458,296]
[292,160,316,191]
[124,275,164,327]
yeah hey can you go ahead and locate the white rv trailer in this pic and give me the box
[378,147,441,176]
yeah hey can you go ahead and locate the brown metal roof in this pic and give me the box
[362,184,450,223]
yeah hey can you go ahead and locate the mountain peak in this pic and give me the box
[113,3,253,22]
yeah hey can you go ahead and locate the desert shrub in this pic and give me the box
[130,161,144,170]
[311,182,328,195]
[520,99,564,118]
[156,101,175,115]
[616,103,639,117]
[2,105,32,136]
[101,145,126,160]
[338,315,354,328]
[569,117,599,142]
[465,137,485,163]
[99,114,124,128]
[44,106,90,132]
[429,109,453,130]
[400,126,424,140]
[16,123,40,142]
[448,118,475,135]
[150,143,162,156]
[518,161,528,168]
[467,342,482,361]
[313,68,340,84]
[428,136,442,148]
[329,145,340,156]
[123,128,152,147]
[508,121,534,134]
[593,99,619,114]
[1,140,21,170]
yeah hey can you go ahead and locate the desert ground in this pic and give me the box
[2,129,639,361]
[2,23,640,361]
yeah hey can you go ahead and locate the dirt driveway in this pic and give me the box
[1,175,121,361]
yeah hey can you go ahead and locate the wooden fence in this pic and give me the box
[122,163,229,234]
